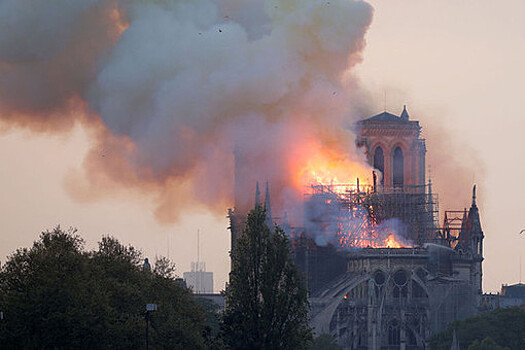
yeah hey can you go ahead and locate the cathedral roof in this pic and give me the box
[364,105,411,122]
[364,111,402,121]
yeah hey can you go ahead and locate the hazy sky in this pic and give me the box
[1,0,524,293]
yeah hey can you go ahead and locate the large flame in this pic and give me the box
[293,141,410,249]
[288,136,372,191]
[334,203,408,248]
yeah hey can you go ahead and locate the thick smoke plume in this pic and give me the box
[0,0,374,223]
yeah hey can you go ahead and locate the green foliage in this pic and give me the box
[468,337,509,350]
[0,226,209,349]
[309,333,342,350]
[429,307,525,350]
[222,206,313,349]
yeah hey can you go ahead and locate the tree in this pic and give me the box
[468,337,509,350]
[309,334,342,350]
[0,226,209,349]
[222,206,312,349]
[429,307,525,350]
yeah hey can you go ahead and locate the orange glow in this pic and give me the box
[288,136,371,192]
[385,234,403,248]
[109,6,129,37]
[291,136,409,248]
[281,126,408,249]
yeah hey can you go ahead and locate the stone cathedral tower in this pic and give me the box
[356,105,426,190]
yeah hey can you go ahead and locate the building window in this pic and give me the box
[388,319,401,346]
[373,146,385,185]
[393,147,404,187]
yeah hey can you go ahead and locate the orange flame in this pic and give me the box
[288,136,371,191]
[281,125,409,249]
[385,234,403,248]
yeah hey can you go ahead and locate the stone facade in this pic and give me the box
[356,106,426,190]
[229,107,485,349]
[305,107,484,349]
[309,245,480,349]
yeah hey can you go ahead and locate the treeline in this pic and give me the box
[0,206,328,349]
[0,227,210,349]
[429,307,525,350]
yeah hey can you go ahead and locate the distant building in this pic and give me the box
[500,283,525,307]
[195,293,225,311]
[183,262,213,294]
[482,283,525,310]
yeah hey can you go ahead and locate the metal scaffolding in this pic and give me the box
[304,182,439,246]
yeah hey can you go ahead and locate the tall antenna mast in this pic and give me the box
[520,228,525,284]
[384,90,387,112]
[197,229,200,265]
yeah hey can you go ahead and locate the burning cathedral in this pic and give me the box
[229,106,484,350]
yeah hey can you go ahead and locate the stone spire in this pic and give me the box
[468,184,484,294]
[400,105,410,120]
[468,185,482,236]
[264,182,273,228]
[254,181,261,208]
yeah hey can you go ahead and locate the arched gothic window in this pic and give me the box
[373,147,385,185]
[393,147,404,187]
[388,319,401,346]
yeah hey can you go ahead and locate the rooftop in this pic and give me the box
[364,105,411,121]
[501,283,525,298]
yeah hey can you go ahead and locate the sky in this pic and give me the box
[1,0,524,293]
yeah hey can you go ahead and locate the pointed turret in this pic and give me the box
[443,211,450,242]
[400,105,410,120]
[254,181,261,208]
[264,182,273,228]
[468,185,482,237]
[466,185,484,294]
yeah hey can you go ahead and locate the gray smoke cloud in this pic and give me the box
[0,0,121,130]
[0,0,374,223]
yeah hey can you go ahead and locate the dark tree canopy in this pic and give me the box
[309,333,342,350]
[467,337,509,350]
[429,307,525,350]
[222,206,312,349]
[0,226,209,349]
